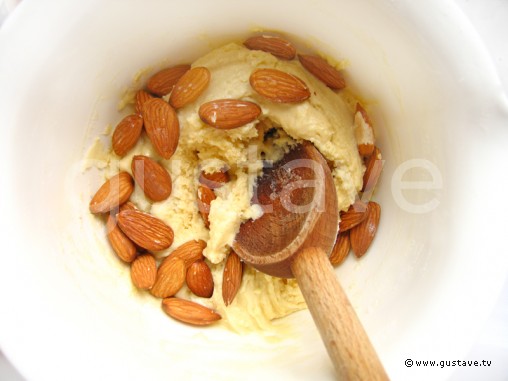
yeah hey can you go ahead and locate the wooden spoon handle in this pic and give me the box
[291,247,389,381]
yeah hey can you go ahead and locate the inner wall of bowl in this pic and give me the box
[4,0,503,380]
[75,1,444,375]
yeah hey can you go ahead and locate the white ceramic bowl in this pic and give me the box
[1,1,508,380]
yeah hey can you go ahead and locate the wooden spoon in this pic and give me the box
[233,142,388,380]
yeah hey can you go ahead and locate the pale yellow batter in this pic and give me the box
[91,42,364,331]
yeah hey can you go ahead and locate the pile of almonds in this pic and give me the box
[329,104,383,266]
[89,34,382,327]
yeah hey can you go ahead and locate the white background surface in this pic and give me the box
[0,0,507,380]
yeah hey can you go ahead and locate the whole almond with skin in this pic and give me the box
[250,68,310,103]
[199,169,229,189]
[197,185,216,228]
[117,209,174,251]
[329,231,351,266]
[142,98,180,160]
[118,202,150,254]
[119,201,137,212]
[135,90,153,115]
[112,114,143,157]
[199,99,262,129]
[350,201,381,258]
[169,67,211,109]
[90,172,134,214]
[151,256,186,298]
[298,54,346,90]
[186,260,214,298]
[130,254,157,290]
[362,146,383,193]
[171,240,206,268]
[358,143,375,158]
[106,214,137,263]
[131,155,172,201]
[244,35,296,60]
[355,103,375,157]
[339,200,368,232]
[146,64,191,96]
[161,297,221,326]
[222,251,243,306]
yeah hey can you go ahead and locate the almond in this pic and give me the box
[339,200,368,232]
[355,103,375,157]
[90,172,134,214]
[130,254,157,290]
[222,251,243,306]
[135,90,154,115]
[350,201,381,258]
[244,35,296,60]
[131,155,172,201]
[186,260,214,298]
[142,98,180,160]
[358,144,375,158]
[197,185,216,228]
[250,68,310,103]
[298,54,346,90]
[198,169,229,189]
[119,201,137,212]
[146,64,191,96]
[169,67,211,109]
[161,297,221,326]
[199,99,262,129]
[106,214,137,263]
[170,240,206,268]
[117,209,174,251]
[151,256,186,298]
[112,114,143,157]
[329,231,351,266]
[362,146,383,193]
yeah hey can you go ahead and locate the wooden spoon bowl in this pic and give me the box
[233,142,338,278]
